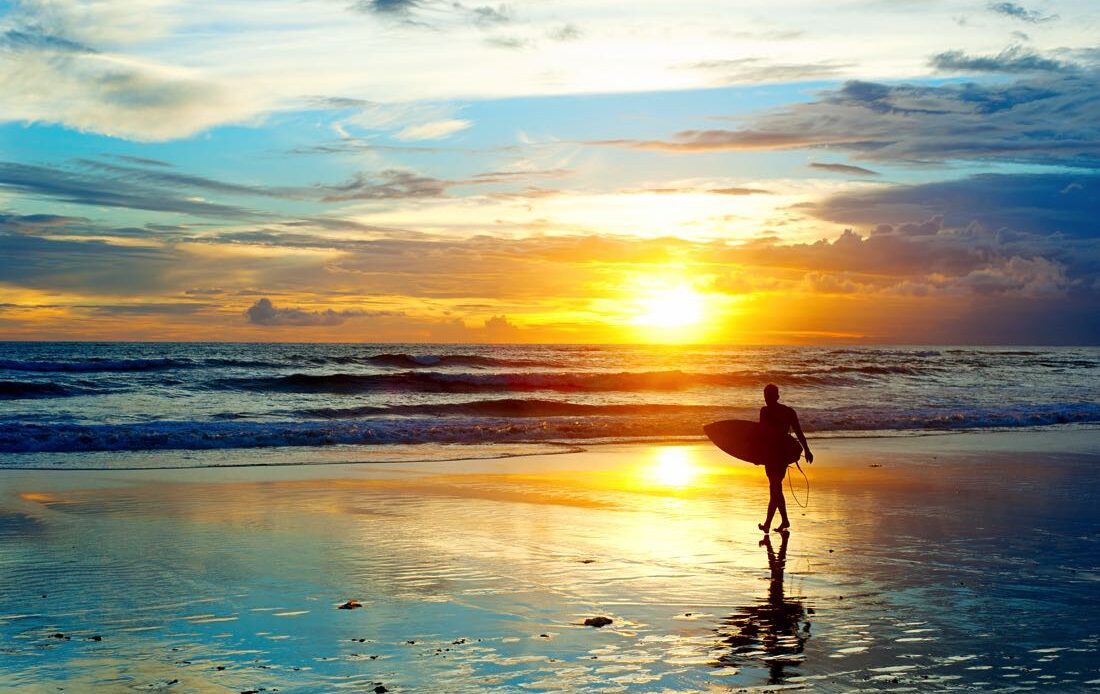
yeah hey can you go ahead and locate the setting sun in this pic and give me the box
[634,285,707,329]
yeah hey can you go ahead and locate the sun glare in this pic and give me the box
[647,447,701,488]
[633,285,707,329]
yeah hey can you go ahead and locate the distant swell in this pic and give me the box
[363,353,556,368]
[220,369,864,395]
[299,398,720,419]
[0,380,96,400]
[0,358,185,373]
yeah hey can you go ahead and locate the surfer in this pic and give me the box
[758,384,813,534]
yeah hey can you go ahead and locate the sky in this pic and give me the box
[1,0,1098,344]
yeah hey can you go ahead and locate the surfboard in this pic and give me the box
[703,419,802,466]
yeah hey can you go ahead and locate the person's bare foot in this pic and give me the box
[758,523,769,533]
[775,523,790,533]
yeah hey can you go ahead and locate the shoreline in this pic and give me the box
[2,422,1098,473]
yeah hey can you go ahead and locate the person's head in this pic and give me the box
[763,383,779,405]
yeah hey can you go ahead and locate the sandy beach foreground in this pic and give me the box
[2,429,1099,692]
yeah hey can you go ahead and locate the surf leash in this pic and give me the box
[788,457,810,508]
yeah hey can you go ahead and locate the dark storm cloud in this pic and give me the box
[810,172,1100,238]
[809,162,880,176]
[987,2,1058,23]
[592,73,1100,168]
[930,46,1071,74]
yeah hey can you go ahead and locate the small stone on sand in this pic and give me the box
[338,600,362,610]
[583,617,613,628]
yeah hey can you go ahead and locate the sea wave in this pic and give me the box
[0,380,99,399]
[363,353,557,368]
[218,369,874,394]
[4,403,1098,453]
[0,357,186,373]
[299,398,719,419]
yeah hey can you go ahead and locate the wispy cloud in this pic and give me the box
[686,58,851,84]
[0,161,268,219]
[809,162,880,176]
[592,73,1100,168]
[930,45,1071,74]
[987,2,1058,24]
[394,118,472,140]
[318,169,449,201]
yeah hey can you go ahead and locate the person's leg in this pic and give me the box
[774,468,790,530]
[760,466,780,531]
[761,488,777,532]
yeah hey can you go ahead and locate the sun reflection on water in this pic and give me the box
[646,446,702,489]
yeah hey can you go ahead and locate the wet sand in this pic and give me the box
[2,429,1099,692]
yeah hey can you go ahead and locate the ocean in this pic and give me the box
[1,342,1097,468]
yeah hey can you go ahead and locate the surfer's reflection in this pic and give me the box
[713,531,811,683]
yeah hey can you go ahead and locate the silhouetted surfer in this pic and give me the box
[758,384,812,533]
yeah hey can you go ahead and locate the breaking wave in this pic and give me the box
[3,403,1098,454]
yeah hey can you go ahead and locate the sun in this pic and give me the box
[632,284,707,329]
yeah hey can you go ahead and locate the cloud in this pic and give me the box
[547,23,581,41]
[245,297,364,326]
[810,172,1100,238]
[708,187,772,196]
[686,58,851,84]
[484,35,527,49]
[0,161,268,219]
[930,45,1071,74]
[0,7,262,141]
[394,119,472,140]
[987,2,1057,23]
[800,271,864,294]
[470,5,512,27]
[809,162,880,176]
[640,186,771,196]
[2,207,1098,342]
[319,169,450,201]
[958,256,1069,297]
[111,154,174,168]
[313,97,476,144]
[593,73,1100,168]
[355,0,420,15]
[86,302,213,316]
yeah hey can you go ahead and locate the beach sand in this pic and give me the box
[2,429,1099,692]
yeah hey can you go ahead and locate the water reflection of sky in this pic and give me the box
[0,442,1098,691]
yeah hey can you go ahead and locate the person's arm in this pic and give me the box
[791,410,813,463]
